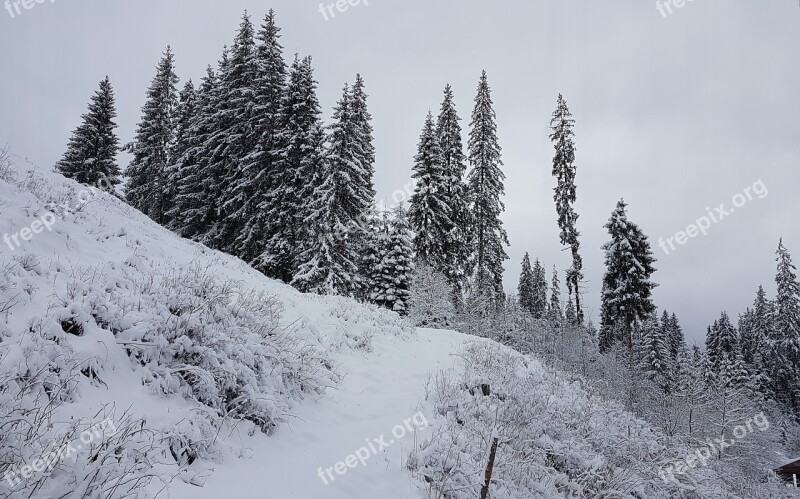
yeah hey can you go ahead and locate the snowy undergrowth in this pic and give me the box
[0,164,410,498]
[408,341,757,499]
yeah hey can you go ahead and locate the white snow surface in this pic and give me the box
[2,165,760,499]
[0,165,439,498]
[169,328,471,499]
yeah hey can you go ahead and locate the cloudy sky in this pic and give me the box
[2,0,798,345]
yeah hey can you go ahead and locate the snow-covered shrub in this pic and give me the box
[0,260,163,498]
[408,341,748,499]
[408,263,455,328]
[325,297,413,352]
[83,261,338,435]
[0,146,14,183]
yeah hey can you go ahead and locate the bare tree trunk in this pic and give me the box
[480,436,500,499]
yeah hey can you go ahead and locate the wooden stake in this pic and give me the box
[480,437,500,499]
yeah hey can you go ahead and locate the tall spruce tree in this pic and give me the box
[254,55,324,282]
[532,258,548,319]
[125,46,180,224]
[56,76,120,186]
[466,71,508,307]
[548,265,563,322]
[235,9,288,264]
[366,211,392,308]
[213,12,260,252]
[385,205,414,314]
[705,312,739,380]
[171,66,221,239]
[565,296,577,325]
[638,313,671,388]
[599,199,658,352]
[517,253,536,315]
[409,111,451,269]
[436,84,472,299]
[350,74,376,204]
[772,239,800,409]
[745,285,774,395]
[550,94,584,324]
[350,74,377,298]
[164,80,197,229]
[292,83,371,295]
[665,311,686,361]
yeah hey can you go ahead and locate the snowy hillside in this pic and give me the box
[0,164,412,498]
[0,165,792,498]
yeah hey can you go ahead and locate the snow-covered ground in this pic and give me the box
[3,164,785,498]
[170,328,472,499]
[0,164,422,498]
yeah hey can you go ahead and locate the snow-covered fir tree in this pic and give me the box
[599,199,658,352]
[772,238,800,410]
[548,265,563,322]
[234,10,289,264]
[531,258,548,319]
[212,12,260,252]
[350,73,376,205]
[436,84,472,300]
[409,111,451,270]
[125,46,180,225]
[705,312,740,382]
[254,55,324,282]
[738,285,773,396]
[517,253,535,316]
[364,210,388,303]
[350,74,377,297]
[637,313,671,390]
[549,93,584,324]
[170,66,220,239]
[663,311,686,362]
[164,80,197,229]
[751,285,772,362]
[55,76,120,186]
[565,296,577,325]
[385,206,414,314]
[364,206,414,313]
[466,71,508,307]
[292,82,371,295]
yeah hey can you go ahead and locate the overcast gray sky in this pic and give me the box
[2,0,798,345]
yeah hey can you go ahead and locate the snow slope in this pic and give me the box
[3,164,786,499]
[0,164,413,498]
[169,328,472,499]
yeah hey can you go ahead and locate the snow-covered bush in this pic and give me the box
[408,341,757,499]
[0,260,164,498]
[325,297,413,352]
[78,260,337,435]
[408,263,455,328]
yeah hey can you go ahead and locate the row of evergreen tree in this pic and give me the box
[598,199,800,415]
[54,7,799,420]
[517,253,577,323]
[517,209,799,421]
[54,10,514,314]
